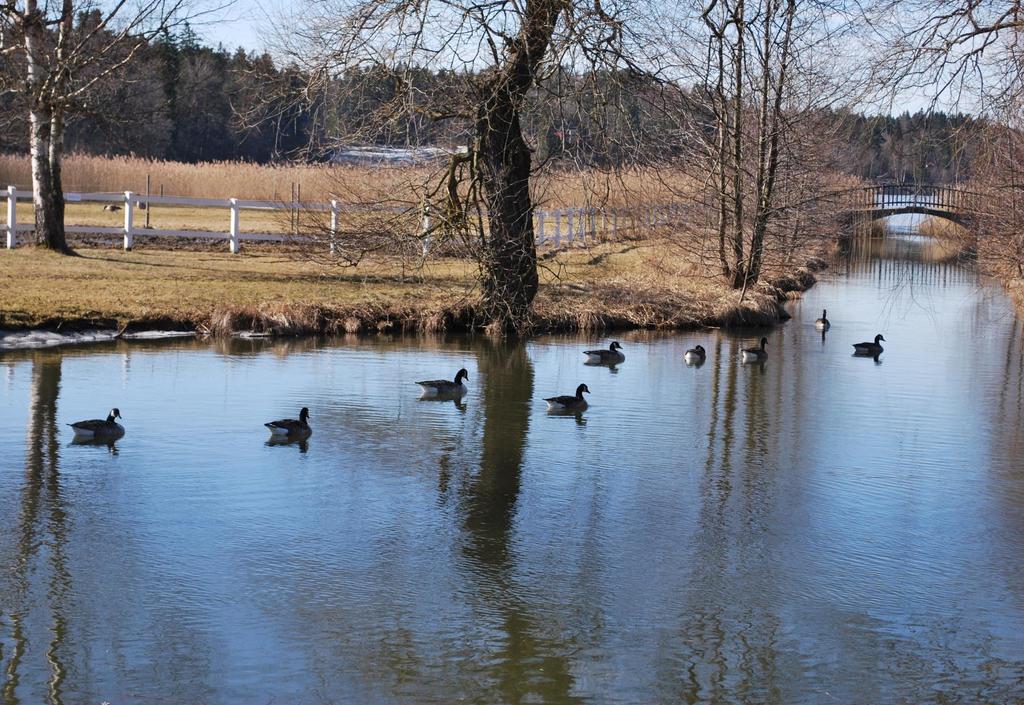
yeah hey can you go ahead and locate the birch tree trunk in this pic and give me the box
[23,0,70,253]
[28,106,68,252]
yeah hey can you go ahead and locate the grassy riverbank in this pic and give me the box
[0,235,827,336]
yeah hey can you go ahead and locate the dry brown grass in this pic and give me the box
[0,154,695,210]
[0,231,820,334]
[0,246,476,331]
[1,154,830,336]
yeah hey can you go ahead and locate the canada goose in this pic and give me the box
[584,341,624,365]
[814,309,831,330]
[853,334,885,356]
[416,368,469,397]
[265,407,312,438]
[103,204,121,212]
[684,345,706,365]
[68,408,124,439]
[741,337,768,363]
[545,383,590,411]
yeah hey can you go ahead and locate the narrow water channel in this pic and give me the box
[1,225,1022,704]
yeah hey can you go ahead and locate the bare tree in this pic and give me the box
[277,0,646,332]
[871,1,1024,112]
[648,0,868,291]
[0,0,192,252]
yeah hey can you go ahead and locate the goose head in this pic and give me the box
[299,407,310,422]
[108,408,122,422]
[576,383,591,398]
[821,309,828,319]
[760,337,768,348]
[694,345,705,354]
[609,341,622,351]
[875,334,885,344]
[454,368,469,383]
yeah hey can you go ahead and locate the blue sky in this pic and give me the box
[187,0,952,115]
[191,0,286,53]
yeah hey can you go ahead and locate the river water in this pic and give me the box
[1,229,1023,704]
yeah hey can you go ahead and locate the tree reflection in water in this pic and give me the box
[454,339,579,703]
[3,353,69,705]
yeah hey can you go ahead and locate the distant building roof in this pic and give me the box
[332,145,467,165]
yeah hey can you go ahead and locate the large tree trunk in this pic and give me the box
[474,0,560,332]
[476,90,539,331]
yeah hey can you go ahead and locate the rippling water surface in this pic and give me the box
[2,232,1023,704]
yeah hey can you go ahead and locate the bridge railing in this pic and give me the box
[871,183,979,212]
[828,183,984,220]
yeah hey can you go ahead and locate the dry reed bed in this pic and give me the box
[0,154,694,209]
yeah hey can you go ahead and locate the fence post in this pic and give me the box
[613,209,618,238]
[567,209,574,244]
[6,186,15,249]
[229,198,240,254]
[123,191,134,251]
[330,199,339,254]
[537,211,546,244]
[554,209,562,246]
[421,202,432,256]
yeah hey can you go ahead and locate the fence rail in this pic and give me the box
[2,186,689,254]
[5,182,975,254]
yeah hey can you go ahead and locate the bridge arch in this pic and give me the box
[838,183,980,229]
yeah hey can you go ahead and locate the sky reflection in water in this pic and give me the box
[1,232,1023,704]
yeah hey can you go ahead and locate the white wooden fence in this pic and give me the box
[2,186,686,253]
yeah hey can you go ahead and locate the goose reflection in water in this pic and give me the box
[417,394,468,412]
[583,359,621,375]
[69,436,119,455]
[545,407,588,426]
[850,351,883,365]
[266,437,310,453]
[743,357,768,373]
